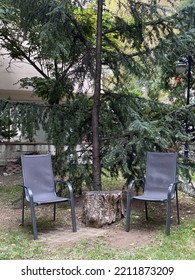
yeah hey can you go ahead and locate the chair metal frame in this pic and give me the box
[125,152,181,235]
[21,153,77,240]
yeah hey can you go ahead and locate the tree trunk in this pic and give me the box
[92,0,103,191]
[82,190,125,227]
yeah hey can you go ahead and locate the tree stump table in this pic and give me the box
[82,190,124,228]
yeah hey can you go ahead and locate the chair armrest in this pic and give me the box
[168,181,182,199]
[18,184,34,203]
[127,179,145,196]
[55,180,74,198]
[175,180,183,188]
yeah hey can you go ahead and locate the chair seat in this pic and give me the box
[133,193,167,202]
[32,193,69,205]
[133,189,174,202]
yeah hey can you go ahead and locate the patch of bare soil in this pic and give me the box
[0,173,195,251]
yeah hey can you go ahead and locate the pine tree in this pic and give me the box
[1,0,195,193]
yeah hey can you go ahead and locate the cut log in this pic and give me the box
[82,190,124,228]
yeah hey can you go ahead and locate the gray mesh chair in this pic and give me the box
[125,152,180,235]
[21,153,77,240]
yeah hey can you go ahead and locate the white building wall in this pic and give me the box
[0,49,42,102]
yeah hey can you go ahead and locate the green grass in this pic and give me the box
[59,219,195,260]
[0,184,22,204]
[0,229,48,260]
[129,220,195,260]
[0,219,195,260]
[101,170,126,190]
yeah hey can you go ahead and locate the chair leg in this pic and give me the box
[69,194,77,232]
[145,201,148,220]
[22,188,25,225]
[70,202,77,232]
[166,195,171,235]
[175,188,180,225]
[125,193,131,232]
[29,199,38,240]
[65,181,77,232]
[53,203,56,221]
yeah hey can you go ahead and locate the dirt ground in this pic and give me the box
[0,173,195,251]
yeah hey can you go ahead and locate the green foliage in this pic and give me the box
[20,76,74,105]
[100,92,195,183]
[1,0,195,191]
[0,113,17,140]
[1,93,194,191]
[0,0,95,104]
[1,0,184,100]
[151,0,195,94]
[0,98,93,191]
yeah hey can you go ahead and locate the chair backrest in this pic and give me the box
[145,152,177,195]
[21,153,55,199]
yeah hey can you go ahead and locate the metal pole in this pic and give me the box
[184,55,192,157]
